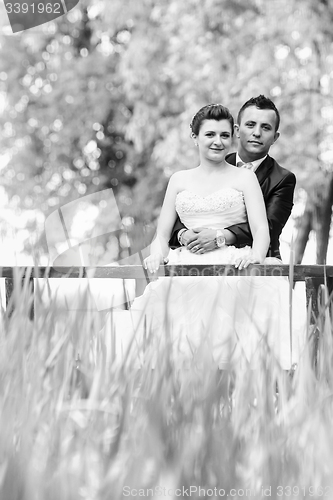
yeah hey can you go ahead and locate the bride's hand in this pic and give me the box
[234,251,263,270]
[143,254,165,273]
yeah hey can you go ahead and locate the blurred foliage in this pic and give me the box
[0,0,333,261]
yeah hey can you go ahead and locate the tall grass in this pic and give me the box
[0,274,332,500]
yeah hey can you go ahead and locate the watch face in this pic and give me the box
[217,235,225,247]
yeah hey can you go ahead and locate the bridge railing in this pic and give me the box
[1,264,333,319]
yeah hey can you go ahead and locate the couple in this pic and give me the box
[111,96,304,369]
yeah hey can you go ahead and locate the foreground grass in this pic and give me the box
[0,276,333,499]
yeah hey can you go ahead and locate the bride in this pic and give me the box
[109,104,305,369]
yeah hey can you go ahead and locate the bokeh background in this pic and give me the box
[0,0,332,267]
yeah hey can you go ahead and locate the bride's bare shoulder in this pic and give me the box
[169,169,194,189]
[236,169,259,192]
[234,167,257,180]
[229,167,257,192]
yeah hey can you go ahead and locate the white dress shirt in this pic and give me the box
[235,153,267,172]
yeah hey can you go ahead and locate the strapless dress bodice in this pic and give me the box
[175,187,247,229]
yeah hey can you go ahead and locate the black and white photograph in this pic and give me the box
[0,1,332,499]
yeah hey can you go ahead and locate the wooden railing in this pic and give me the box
[2,264,331,369]
[2,264,333,320]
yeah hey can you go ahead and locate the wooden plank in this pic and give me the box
[3,266,332,328]
[1,264,333,280]
[2,266,333,320]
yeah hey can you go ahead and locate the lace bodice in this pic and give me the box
[175,187,247,229]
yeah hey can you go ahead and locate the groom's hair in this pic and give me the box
[190,104,234,136]
[237,95,280,131]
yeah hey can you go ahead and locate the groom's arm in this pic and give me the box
[186,227,237,252]
[168,214,187,249]
[223,222,252,247]
[225,171,296,249]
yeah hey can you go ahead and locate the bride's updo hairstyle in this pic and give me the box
[190,104,234,136]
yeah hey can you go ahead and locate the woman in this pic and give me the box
[110,105,304,369]
[144,104,269,271]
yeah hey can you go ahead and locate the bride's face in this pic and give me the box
[193,119,233,163]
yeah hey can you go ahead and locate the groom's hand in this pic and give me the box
[187,227,217,253]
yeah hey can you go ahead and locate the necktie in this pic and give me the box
[237,161,254,170]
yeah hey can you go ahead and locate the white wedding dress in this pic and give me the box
[106,188,306,369]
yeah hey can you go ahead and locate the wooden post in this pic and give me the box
[305,276,333,317]
[28,278,34,320]
[305,277,321,365]
[305,277,321,320]
[305,276,333,367]
[5,278,14,316]
[5,276,34,320]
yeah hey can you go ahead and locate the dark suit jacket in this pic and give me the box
[168,153,296,259]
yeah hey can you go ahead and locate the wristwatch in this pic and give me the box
[215,229,226,248]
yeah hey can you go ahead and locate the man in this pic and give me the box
[168,95,296,260]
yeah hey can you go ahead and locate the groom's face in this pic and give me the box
[235,106,280,161]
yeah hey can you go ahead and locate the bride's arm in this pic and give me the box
[235,170,270,269]
[144,173,180,273]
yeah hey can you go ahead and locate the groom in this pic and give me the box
[168,95,296,260]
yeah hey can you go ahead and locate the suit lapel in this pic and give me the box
[254,155,273,185]
[226,152,273,185]
[226,152,237,166]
